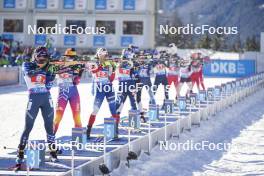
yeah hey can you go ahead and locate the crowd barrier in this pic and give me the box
[61,72,264,176]
[0,67,19,86]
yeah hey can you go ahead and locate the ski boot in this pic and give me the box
[14,148,25,171]
[174,96,178,106]
[161,99,167,110]
[114,123,119,140]
[49,144,58,163]
[86,125,92,140]
[140,112,146,123]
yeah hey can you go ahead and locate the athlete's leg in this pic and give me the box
[195,75,200,91]
[174,76,180,99]
[69,86,82,128]
[136,81,143,112]
[53,89,68,134]
[17,94,41,164]
[186,81,193,95]
[162,76,169,100]
[106,88,118,119]
[116,81,128,115]
[153,76,159,96]
[146,78,156,104]
[41,93,57,160]
[41,93,55,145]
[86,88,105,139]
[128,90,137,110]
[106,86,119,138]
[199,70,205,90]
[18,94,40,150]
[190,73,196,90]
[88,89,104,128]
[177,80,184,97]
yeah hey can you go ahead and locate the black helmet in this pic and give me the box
[33,46,49,64]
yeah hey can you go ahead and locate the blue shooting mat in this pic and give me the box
[0,157,86,172]
[88,127,137,145]
[97,123,153,135]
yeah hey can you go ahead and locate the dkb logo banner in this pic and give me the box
[203,59,256,78]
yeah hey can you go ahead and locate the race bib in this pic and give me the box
[119,68,130,75]
[96,71,108,78]
[31,75,46,85]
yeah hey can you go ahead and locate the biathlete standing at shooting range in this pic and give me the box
[115,45,138,117]
[178,57,193,96]
[135,50,156,122]
[53,48,84,134]
[197,52,210,90]
[86,48,119,139]
[15,46,58,170]
[167,53,181,101]
[152,50,169,109]
[190,53,203,91]
[190,52,210,91]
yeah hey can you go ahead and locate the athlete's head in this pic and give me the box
[137,51,146,63]
[33,46,49,68]
[96,48,108,62]
[191,52,203,60]
[64,48,77,61]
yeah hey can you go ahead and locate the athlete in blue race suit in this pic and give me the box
[135,53,156,121]
[152,53,169,109]
[16,46,58,169]
[116,47,138,115]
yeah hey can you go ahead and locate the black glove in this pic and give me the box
[70,64,85,71]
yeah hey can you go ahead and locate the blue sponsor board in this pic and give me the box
[189,93,197,106]
[72,127,87,145]
[198,90,207,102]
[93,36,105,46]
[104,118,116,141]
[203,59,256,78]
[64,35,76,46]
[26,140,45,169]
[35,35,46,45]
[121,36,133,47]
[148,104,159,121]
[3,0,15,8]
[63,0,74,9]
[128,110,140,129]
[164,99,174,114]
[123,0,135,10]
[2,33,14,40]
[95,0,106,10]
[178,97,187,112]
[35,0,47,9]
[214,86,221,97]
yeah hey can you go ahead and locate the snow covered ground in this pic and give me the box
[111,83,264,176]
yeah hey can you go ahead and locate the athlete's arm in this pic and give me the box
[22,62,39,77]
